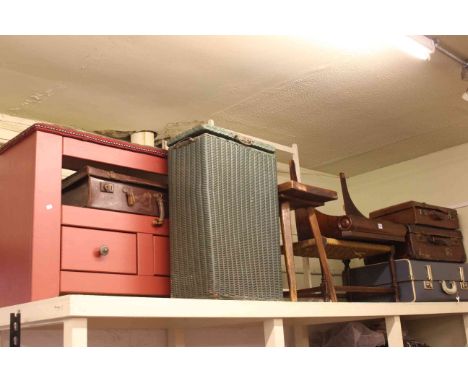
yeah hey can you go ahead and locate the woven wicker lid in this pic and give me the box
[168,123,275,153]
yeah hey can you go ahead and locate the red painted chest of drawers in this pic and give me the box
[0,123,170,307]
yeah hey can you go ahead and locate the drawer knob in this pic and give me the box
[99,245,110,256]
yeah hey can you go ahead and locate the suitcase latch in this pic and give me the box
[445,247,453,257]
[122,188,136,206]
[424,265,433,290]
[152,192,165,226]
[459,267,468,290]
[100,182,114,193]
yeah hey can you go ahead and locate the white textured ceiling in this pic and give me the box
[0,35,467,175]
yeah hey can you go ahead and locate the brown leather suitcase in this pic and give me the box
[369,201,459,230]
[296,173,407,243]
[397,225,466,262]
[62,166,167,225]
[365,225,466,264]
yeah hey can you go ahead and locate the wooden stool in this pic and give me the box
[278,177,338,302]
[278,161,400,302]
[290,237,399,301]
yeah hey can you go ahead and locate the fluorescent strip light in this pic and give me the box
[391,35,435,60]
[298,34,436,60]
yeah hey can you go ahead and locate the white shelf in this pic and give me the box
[1,295,468,346]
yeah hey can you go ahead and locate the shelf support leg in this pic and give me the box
[167,328,185,347]
[293,325,309,347]
[263,318,285,347]
[463,314,468,347]
[385,315,403,347]
[63,318,88,347]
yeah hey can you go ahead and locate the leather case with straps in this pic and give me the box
[369,201,459,230]
[62,166,167,226]
[365,224,466,264]
[399,225,465,262]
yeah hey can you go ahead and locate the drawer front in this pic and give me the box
[154,235,170,276]
[61,226,137,274]
[62,205,169,235]
[60,271,170,296]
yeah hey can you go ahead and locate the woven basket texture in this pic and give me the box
[169,132,282,300]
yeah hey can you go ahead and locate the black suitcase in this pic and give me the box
[348,259,468,302]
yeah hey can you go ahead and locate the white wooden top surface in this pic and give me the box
[1,295,467,330]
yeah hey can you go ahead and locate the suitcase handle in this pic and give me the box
[426,236,455,246]
[152,192,165,226]
[427,211,445,221]
[419,208,448,221]
[427,236,450,245]
[441,280,458,295]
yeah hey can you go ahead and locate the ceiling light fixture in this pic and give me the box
[433,39,468,101]
[391,35,435,61]
[402,36,468,101]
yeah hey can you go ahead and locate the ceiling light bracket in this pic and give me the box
[431,38,468,68]
[462,65,468,81]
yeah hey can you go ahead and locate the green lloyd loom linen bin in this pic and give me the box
[168,124,282,300]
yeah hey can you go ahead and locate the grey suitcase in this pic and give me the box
[348,259,468,302]
[168,124,282,300]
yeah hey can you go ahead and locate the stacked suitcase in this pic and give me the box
[62,166,167,224]
[349,201,468,302]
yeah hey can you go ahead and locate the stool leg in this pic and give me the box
[342,259,352,302]
[307,207,338,302]
[318,262,328,302]
[280,201,298,302]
